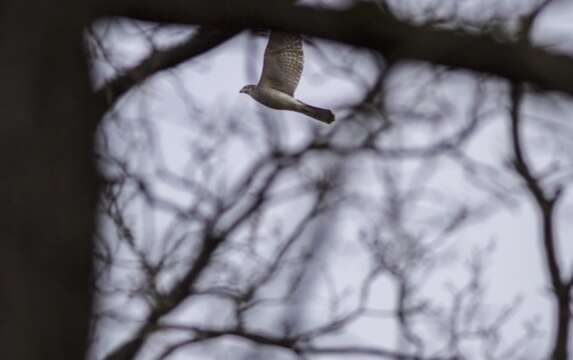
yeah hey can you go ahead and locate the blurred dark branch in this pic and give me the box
[96,27,238,114]
[104,163,285,360]
[98,0,573,97]
[518,0,555,38]
[509,84,571,360]
[155,323,443,360]
[509,7,572,357]
[298,345,453,360]
[161,324,298,348]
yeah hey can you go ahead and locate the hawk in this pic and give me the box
[240,32,335,124]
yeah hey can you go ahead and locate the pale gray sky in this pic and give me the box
[93,2,573,358]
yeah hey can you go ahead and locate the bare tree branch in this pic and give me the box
[509,83,571,360]
[96,26,238,113]
[97,0,573,97]
[507,7,572,357]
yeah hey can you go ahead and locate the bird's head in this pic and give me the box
[239,84,256,96]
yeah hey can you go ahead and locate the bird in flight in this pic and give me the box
[240,32,335,124]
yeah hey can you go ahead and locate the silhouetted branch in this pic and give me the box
[99,0,573,97]
[96,27,238,113]
[509,84,571,360]
[508,7,572,357]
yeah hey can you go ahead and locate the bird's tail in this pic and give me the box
[299,103,335,124]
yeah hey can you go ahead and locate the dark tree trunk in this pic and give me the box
[0,2,98,359]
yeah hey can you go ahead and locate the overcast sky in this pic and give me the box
[93,2,573,358]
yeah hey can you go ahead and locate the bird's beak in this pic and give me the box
[239,89,245,94]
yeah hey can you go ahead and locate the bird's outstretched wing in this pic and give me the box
[258,32,303,96]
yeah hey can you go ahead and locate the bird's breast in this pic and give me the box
[252,88,302,111]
